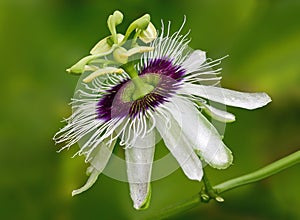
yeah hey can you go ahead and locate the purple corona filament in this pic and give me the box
[97,58,186,121]
[140,58,186,79]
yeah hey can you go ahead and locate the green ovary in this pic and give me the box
[121,73,161,102]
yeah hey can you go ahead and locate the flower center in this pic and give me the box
[97,58,185,121]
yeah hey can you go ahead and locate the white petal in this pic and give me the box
[202,103,236,123]
[72,167,101,196]
[125,129,155,210]
[182,50,206,73]
[165,97,232,169]
[180,83,272,110]
[88,137,117,172]
[72,137,117,196]
[155,108,203,181]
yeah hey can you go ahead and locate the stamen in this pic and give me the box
[83,67,124,83]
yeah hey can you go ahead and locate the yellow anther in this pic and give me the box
[90,34,124,55]
[83,67,124,83]
[125,46,154,57]
[139,22,157,43]
[113,46,154,64]
[113,47,128,64]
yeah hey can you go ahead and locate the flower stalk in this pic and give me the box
[151,150,300,220]
[214,149,300,194]
[200,169,224,203]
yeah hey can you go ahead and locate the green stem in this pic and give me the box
[200,168,224,203]
[152,195,200,220]
[214,149,300,194]
[152,150,300,220]
[122,62,139,79]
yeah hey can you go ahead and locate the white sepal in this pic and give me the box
[165,97,233,169]
[202,103,235,123]
[155,108,203,181]
[125,128,155,210]
[72,137,117,196]
[72,167,101,196]
[182,50,206,73]
[181,84,272,110]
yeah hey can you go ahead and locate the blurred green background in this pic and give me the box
[1,0,300,219]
